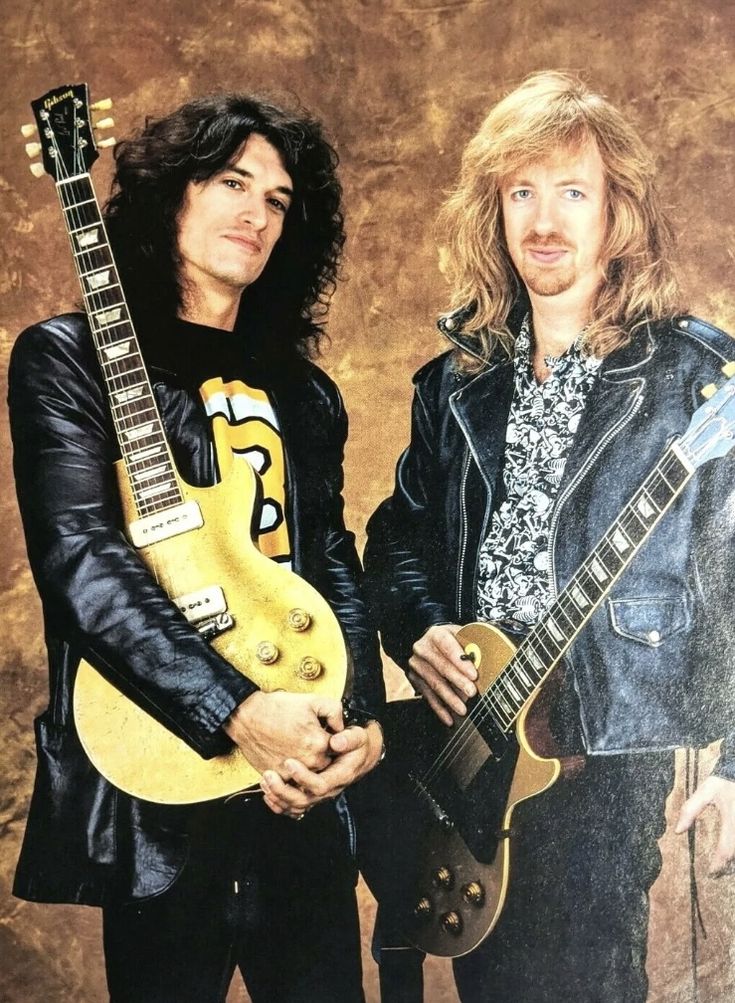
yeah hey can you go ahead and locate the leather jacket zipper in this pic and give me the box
[456,446,472,620]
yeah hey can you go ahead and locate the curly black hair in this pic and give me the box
[104,93,345,360]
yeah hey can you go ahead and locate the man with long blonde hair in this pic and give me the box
[362,72,735,1001]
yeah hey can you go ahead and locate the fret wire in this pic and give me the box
[104,366,147,381]
[615,511,645,547]
[524,637,551,676]
[92,319,134,334]
[552,599,577,630]
[539,624,563,654]
[73,243,113,259]
[494,674,519,710]
[639,485,662,511]
[505,666,532,702]
[485,693,513,731]
[62,198,96,210]
[576,567,604,604]
[81,263,116,277]
[70,222,104,236]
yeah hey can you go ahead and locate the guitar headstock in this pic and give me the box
[681,361,735,468]
[22,84,115,182]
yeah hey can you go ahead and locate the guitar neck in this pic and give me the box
[56,174,183,518]
[485,440,694,731]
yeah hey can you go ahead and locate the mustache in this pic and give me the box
[522,232,574,250]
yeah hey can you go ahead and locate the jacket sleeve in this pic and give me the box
[308,377,385,720]
[364,373,456,671]
[9,317,256,759]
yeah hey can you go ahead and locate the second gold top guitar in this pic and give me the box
[24,84,349,805]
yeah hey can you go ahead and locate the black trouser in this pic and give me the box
[453,752,675,1003]
[103,798,364,1003]
[370,752,674,1003]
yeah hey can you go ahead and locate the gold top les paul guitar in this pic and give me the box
[24,84,349,805]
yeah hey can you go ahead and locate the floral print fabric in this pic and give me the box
[476,316,601,625]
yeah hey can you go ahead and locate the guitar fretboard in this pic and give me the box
[483,443,693,732]
[57,174,183,518]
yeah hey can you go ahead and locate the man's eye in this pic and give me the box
[223,178,242,190]
[511,189,532,201]
[565,189,584,200]
[268,198,289,214]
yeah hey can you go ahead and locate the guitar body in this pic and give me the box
[73,417,349,804]
[354,622,559,958]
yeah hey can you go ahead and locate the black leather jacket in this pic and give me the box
[9,313,383,905]
[365,312,735,778]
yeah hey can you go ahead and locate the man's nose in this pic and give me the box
[238,193,268,231]
[531,193,558,235]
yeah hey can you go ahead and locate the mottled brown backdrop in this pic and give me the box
[1,0,734,1000]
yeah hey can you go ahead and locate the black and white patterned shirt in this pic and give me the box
[476,316,601,625]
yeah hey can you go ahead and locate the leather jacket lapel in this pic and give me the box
[448,359,515,495]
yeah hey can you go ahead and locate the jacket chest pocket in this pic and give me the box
[607,596,690,647]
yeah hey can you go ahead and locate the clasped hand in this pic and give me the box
[224,690,383,819]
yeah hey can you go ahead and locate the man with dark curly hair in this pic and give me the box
[10,94,384,1002]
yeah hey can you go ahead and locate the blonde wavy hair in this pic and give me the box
[438,71,681,367]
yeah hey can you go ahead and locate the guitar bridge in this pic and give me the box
[413,775,454,831]
[174,586,234,639]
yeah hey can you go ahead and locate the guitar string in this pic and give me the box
[63,173,181,517]
[58,155,182,517]
[416,446,692,794]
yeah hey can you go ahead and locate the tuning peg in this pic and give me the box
[94,117,115,130]
[98,136,117,149]
[21,122,38,138]
[29,162,46,178]
[701,383,717,400]
[90,98,113,111]
[25,142,43,159]
[722,361,735,378]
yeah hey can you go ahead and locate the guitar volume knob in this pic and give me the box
[462,881,485,907]
[297,656,323,680]
[287,608,311,631]
[441,911,463,936]
[256,641,279,664]
[413,896,433,923]
[432,866,454,890]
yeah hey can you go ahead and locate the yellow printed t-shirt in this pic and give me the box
[200,377,292,570]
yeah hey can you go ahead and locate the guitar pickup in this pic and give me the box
[128,501,203,547]
[174,586,234,639]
